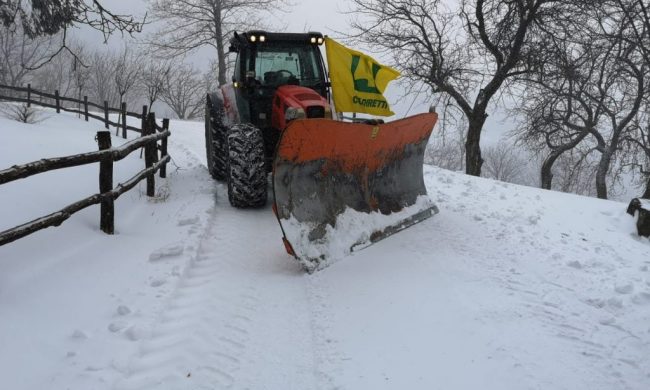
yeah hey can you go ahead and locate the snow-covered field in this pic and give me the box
[1,109,649,390]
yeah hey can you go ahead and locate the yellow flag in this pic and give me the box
[324,38,400,117]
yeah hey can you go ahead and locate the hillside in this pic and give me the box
[1,111,649,390]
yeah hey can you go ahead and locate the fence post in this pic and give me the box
[55,90,60,113]
[141,105,147,133]
[121,102,127,139]
[84,96,89,121]
[27,84,31,107]
[97,131,114,234]
[160,118,169,178]
[104,100,109,129]
[144,113,156,197]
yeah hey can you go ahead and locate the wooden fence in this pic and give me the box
[0,83,150,138]
[0,87,172,246]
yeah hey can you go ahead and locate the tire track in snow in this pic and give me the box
[114,153,262,389]
[114,139,338,390]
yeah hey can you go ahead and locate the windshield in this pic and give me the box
[247,44,323,88]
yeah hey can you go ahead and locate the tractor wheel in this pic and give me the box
[225,123,268,208]
[205,98,227,181]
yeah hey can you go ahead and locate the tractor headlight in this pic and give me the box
[285,107,306,121]
[317,37,324,45]
[310,37,317,44]
[259,35,266,42]
[250,35,257,43]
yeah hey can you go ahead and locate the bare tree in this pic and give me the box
[482,141,528,184]
[141,60,171,109]
[0,103,44,123]
[30,42,91,98]
[513,32,605,190]
[113,45,142,109]
[88,50,119,106]
[0,1,144,65]
[513,2,647,199]
[425,139,465,171]
[160,63,205,119]
[621,106,650,198]
[0,24,54,87]
[614,0,650,198]
[551,148,599,197]
[424,106,467,171]
[346,0,595,177]
[147,0,289,85]
[70,44,92,111]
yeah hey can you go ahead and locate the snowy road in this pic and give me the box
[1,114,649,390]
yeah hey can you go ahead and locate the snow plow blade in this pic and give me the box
[272,113,439,272]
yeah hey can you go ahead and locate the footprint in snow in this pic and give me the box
[116,305,131,316]
[177,216,199,227]
[149,243,184,262]
[125,325,149,341]
[71,329,89,340]
[108,321,129,333]
[150,278,166,287]
[631,292,650,305]
[607,297,624,309]
[566,260,582,269]
[614,283,635,295]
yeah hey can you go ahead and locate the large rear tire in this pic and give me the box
[226,123,268,208]
[205,98,227,181]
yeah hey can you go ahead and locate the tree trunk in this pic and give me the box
[595,151,612,199]
[213,2,226,86]
[540,153,560,190]
[540,130,591,190]
[465,114,487,176]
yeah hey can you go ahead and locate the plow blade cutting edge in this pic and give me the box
[272,113,439,272]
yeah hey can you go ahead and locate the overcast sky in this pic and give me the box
[83,0,510,139]
[96,0,350,37]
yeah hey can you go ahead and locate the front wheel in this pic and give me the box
[205,98,227,181]
[226,123,268,208]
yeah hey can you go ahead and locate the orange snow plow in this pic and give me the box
[272,113,439,272]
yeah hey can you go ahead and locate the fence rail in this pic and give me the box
[0,83,163,136]
[0,86,172,246]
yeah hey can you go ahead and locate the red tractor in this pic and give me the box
[205,31,331,207]
[205,31,438,271]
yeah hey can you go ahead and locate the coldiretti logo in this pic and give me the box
[350,55,390,110]
[351,55,381,94]
[352,96,389,109]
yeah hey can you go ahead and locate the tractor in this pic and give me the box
[205,31,331,207]
[205,31,438,271]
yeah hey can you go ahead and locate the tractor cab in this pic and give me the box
[228,31,331,131]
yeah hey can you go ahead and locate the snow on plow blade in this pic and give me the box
[272,113,439,272]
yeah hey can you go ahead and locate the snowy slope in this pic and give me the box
[1,110,649,390]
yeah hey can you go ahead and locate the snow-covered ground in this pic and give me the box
[1,109,649,390]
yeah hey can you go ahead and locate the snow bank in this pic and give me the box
[281,195,437,271]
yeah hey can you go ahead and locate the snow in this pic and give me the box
[281,195,437,271]
[1,109,650,390]
[638,198,650,209]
